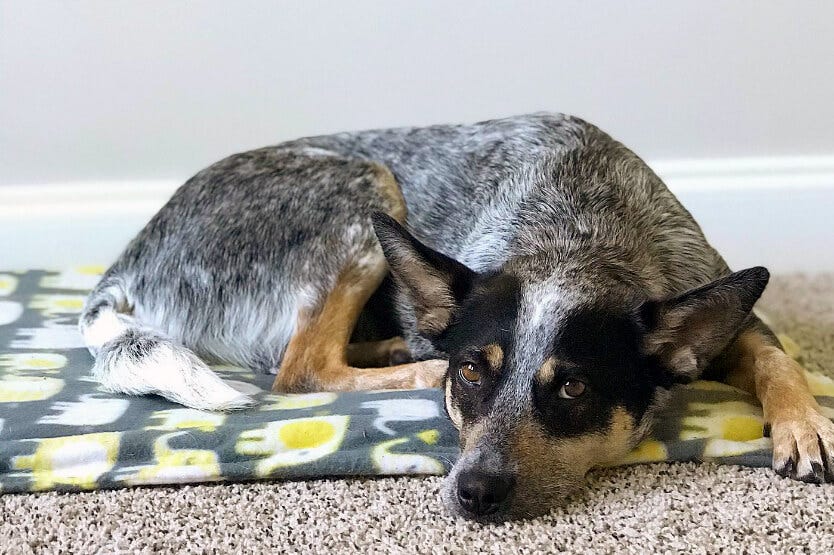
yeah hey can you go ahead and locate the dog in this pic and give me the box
[79,113,834,521]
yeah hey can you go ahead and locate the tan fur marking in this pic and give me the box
[371,163,407,223]
[536,357,556,383]
[534,357,578,383]
[273,270,447,391]
[384,249,456,335]
[724,330,819,424]
[272,257,384,392]
[597,408,638,465]
[417,300,455,334]
[483,344,504,372]
[498,407,637,516]
[511,406,636,473]
[343,358,447,391]
[374,167,456,335]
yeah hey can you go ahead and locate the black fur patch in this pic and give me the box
[439,273,522,424]
[532,307,657,438]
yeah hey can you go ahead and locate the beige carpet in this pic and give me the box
[2,274,833,554]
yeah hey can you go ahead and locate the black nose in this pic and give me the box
[456,470,514,516]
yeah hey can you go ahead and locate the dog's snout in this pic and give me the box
[456,470,514,516]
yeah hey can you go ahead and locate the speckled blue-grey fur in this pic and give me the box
[290,114,729,359]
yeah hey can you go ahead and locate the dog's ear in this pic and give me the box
[641,267,770,383]
[372,212,475,337]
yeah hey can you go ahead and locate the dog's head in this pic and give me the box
[373,214,769,521]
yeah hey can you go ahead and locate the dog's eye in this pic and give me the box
[458,363,482,386]
[558,379,586,399]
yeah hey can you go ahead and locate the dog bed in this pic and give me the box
[1,268,833,494]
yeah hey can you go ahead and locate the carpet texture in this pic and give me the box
[2,274,833,554]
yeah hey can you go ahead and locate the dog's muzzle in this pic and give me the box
[455,469,515,517]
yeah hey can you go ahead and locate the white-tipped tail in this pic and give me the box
[79,278,254,411]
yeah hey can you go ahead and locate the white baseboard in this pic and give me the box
[654,156,834,273]
[0,179,179,217]
[654,155,834,192]
[1,156,832,272]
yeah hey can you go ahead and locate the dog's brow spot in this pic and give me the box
[483,344,504,371]
[536,357,556,383]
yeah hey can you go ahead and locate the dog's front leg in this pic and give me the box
[723,328,834,482]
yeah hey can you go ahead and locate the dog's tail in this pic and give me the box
[78,273,254,411]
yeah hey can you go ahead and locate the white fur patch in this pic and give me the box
[82,309,128,350]
[297,146,339,158]
[135,289,301,371]
[194,295,298,370]
[95,341,254,411]
[493,280,574,407]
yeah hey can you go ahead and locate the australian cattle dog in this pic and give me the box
[80,113,834,520]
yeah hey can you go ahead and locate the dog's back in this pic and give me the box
[297,112,728,295]
[296,113,728,286]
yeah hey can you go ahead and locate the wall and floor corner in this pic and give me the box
[1,1,832,271]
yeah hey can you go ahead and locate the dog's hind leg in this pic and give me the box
[721,324,834,482]
[271,252,447,393]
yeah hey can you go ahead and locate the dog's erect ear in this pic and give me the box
[372,213,475,337]
[641,267,770,383]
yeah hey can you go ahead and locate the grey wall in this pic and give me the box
[2,0,833,185]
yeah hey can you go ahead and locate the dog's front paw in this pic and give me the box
[769,407,834,483]
[413,359,449,389]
